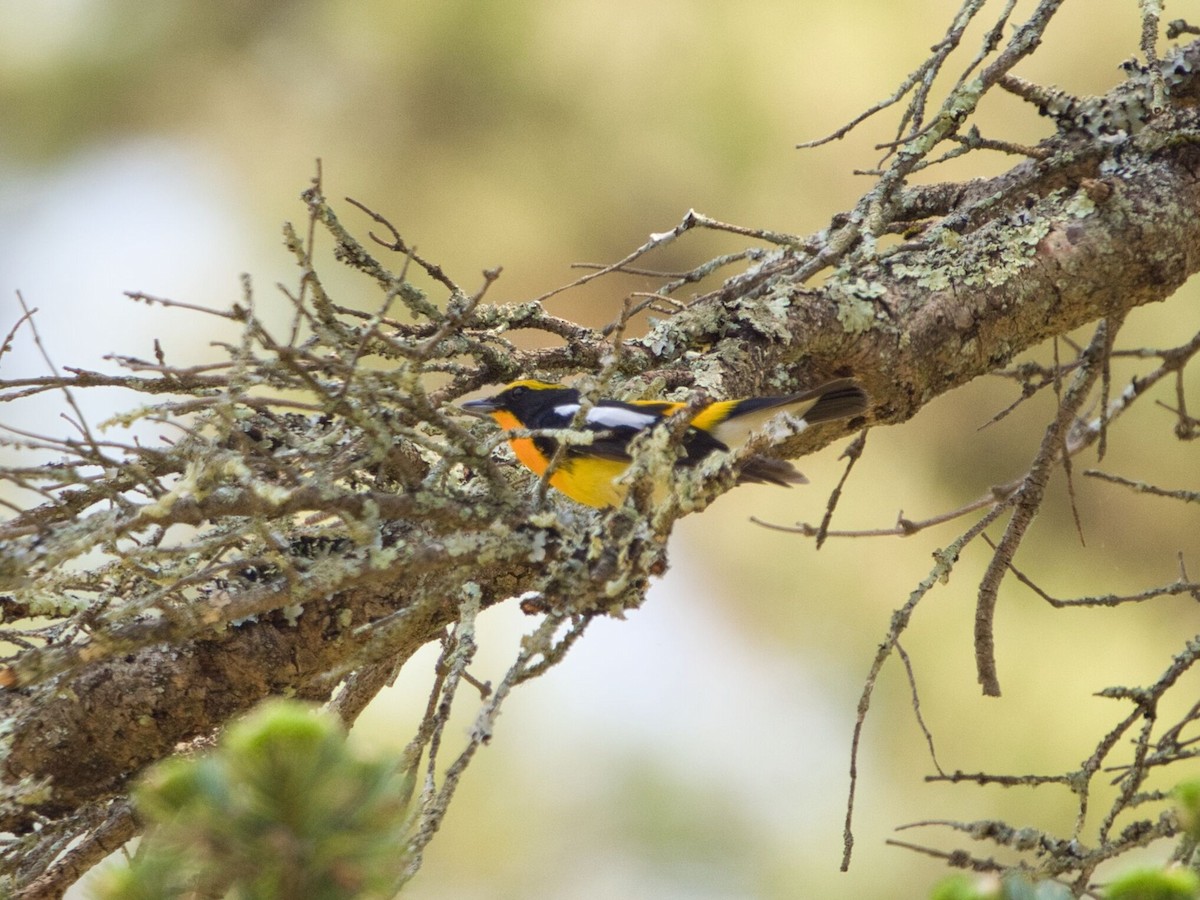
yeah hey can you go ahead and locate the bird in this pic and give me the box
[461,377,868,508]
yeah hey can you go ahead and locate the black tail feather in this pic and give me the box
[803,379,868,425]
[738,456,809,486]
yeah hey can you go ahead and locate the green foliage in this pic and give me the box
[98,700,416,900]
[1092,780,1200,900]
[1103,867,1200,900]
[931,873,993,900]
[1175,779,1200,842]
[930,873,1073,900]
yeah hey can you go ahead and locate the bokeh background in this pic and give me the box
[3,1,1199,897]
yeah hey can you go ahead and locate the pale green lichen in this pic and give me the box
[824,276,886,334]
[691,348,741,394]
[733,290,793,341]
[11,589,93,618]
[343,498,382,546]
[1065,191,1098,219]
[891,213,1052,296]
[891,262,951,292]
[835,295,880,334]
[251,479,293,507]
[847,277,888,298]
[945,77,984,121]
[529,530,548,562]
[640,300,725,359]
[366,542,401,570]
[138,463,203,520]
[641,324,675,358]
[527,511,559,529]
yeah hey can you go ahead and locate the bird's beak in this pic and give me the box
[460,397,500,418]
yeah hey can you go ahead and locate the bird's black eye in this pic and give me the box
[508,385,528,399]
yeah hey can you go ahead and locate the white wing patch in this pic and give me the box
[581,405,658,430]
[552,403,582,419]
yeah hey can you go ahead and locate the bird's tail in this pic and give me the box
[734,378,868,487]
[799,378,869,425]
[738,457,810,486]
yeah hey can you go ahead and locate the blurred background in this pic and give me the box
[2,1,1199,897]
